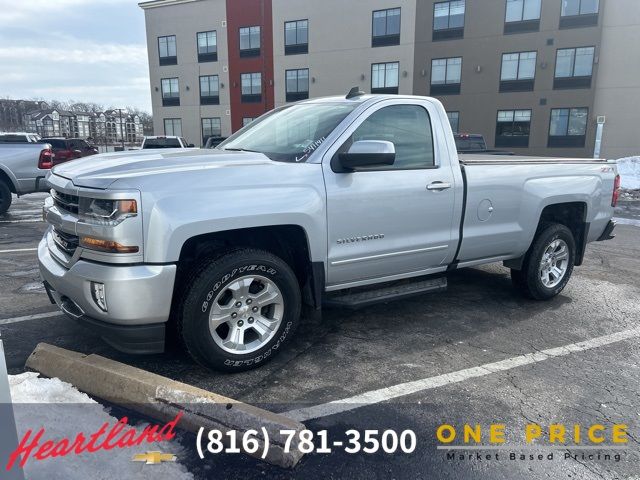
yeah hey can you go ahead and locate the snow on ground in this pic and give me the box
[9,372,194,480]
[617,157,640,190]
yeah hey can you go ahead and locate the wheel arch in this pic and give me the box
[0,167,17,193]
[505,201,589,270]
[176,225,324,309]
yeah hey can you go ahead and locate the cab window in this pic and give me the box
[346,104,435,169]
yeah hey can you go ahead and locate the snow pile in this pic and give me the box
[617,157,640,190]
[9,372,94,403]
[9,372,194,480]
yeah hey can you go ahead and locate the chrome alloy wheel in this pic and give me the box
[208,275,284,354]
[539,239,570,288]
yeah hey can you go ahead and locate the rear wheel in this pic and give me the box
[177,248,301,372]
[511,223,576,300]
[0,181,12,215]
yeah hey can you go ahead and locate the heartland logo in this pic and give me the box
[5,412,183,471]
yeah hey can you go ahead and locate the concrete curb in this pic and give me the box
[25,343,305,468]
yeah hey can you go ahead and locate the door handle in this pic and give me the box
[427,182,452,191]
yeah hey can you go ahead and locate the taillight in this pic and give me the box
[38,149,53,169]
[611,174,621,207]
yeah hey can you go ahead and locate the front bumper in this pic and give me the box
[38,234,177,354]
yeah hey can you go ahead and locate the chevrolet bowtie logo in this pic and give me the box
[132,451,177,465]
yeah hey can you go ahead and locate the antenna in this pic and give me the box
[346,86,365,99]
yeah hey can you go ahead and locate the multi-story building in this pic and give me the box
[22,108,144,143]
[0,100,48,132]
[140,0,639,158]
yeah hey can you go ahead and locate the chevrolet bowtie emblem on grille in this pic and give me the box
[132,451,177,465]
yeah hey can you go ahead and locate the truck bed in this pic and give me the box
[459,154,610,165]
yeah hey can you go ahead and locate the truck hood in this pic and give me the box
[51,148,276,189]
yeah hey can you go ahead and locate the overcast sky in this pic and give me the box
[0,0,152,112]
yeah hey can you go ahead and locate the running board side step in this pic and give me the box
[323,276,447,310]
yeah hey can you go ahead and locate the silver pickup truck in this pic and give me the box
[0,143,54,214]
[38,93,619,372]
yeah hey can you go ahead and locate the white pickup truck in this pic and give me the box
[39,91,619,372]
[140,136,194,149]
[0,142,54,214]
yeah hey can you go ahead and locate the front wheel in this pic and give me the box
[511,223,576,300]
[177,248,301,372]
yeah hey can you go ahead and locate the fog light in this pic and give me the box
[91,282,107,312]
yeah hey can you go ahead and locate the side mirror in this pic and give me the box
[73,149,82,155]
[187,143,195,148]
[338,140,395,171]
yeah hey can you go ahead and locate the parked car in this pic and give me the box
[141,136,194,149]
[0,142,53,214]
[39,138,98,164]
[0,132,41,143]
[454,133,514,155]
[39,91,619,372]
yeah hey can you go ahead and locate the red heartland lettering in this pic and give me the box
[5,412,183,471]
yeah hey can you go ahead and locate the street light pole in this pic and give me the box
[118,108,125,150]
[118,108,125,151]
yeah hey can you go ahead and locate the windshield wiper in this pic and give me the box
[223,147,260,153]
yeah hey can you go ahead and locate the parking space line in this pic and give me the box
[4,209,42,215]
[283,327,640,422]
[0,247,38,254]
[0,311,63,325]
[0,219,42,224]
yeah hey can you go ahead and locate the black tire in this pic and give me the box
[511,223,576,300]
[177,248,301,372]
[0,180,12,215]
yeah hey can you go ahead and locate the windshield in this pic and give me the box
[219,103,358,162]
[143,138,181,149]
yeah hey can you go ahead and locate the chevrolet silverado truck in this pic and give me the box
[39,91,619,372]
[0,142,54,214]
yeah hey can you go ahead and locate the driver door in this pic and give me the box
[322,99,458,287]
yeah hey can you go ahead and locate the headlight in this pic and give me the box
[78,198,137,226]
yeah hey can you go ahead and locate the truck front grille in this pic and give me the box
[52,189,79,215]
[52,228,79,256]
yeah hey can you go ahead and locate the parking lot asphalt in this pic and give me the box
[1,193,639,479]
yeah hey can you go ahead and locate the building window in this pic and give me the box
[202,117,222,144]
[371,62,399,94]
[286,69,309,102]
[496,109,531,147]
[161,78,180,106]
[239,26,261,57]
[285,20,308,55]
[158,35,177,66]
[560,0,599,28]
[433,1,465,41]
[504,0,541,33]
[242,117,255,127]
[197,31,217,62]
[372,8,401,47]
[500,51,536,92]
[554,47,595,89]
[548,107,588,147]
[241,73,262,103]
[164,118,182,136]
[447,111,460,134]
[430,57,462,95]
[200,75,220,105]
